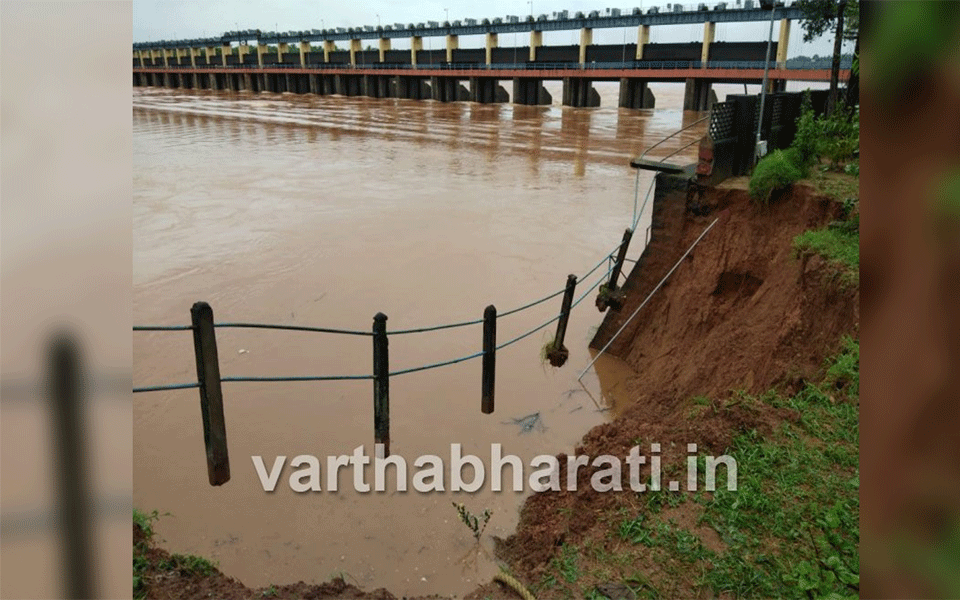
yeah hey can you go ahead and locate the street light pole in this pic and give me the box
[755,3,776,165]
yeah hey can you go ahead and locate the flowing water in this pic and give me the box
[133,80,777,595]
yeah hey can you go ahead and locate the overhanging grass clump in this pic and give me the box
[749,149,804,204]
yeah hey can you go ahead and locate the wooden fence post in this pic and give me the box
[546,274,578,367]
[482,305,497,414]
[372,312,390,457]
[48,333,95,598]
[598,228,633,311]
[190,301,230,486]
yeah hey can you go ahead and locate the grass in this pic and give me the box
[793,223,860,286]
[749,149,804,204]
[528,338,860,599]
[134,507,220,599]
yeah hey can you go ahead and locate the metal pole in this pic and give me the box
[754,5,776,164]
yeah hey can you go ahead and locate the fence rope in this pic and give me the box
[221,374,373,382]
[133,382,200,393]
[214,322,372,336]
[389,350,485,377]
[133,238,629,391]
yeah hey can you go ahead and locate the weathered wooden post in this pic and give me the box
[190,301,230,486]
[597,228,633,312]
[546,274,578,367]
[48,332,95,599]
[481,305,497,414]
[372,312,390,456]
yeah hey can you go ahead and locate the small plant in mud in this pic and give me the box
[452,502,493,541]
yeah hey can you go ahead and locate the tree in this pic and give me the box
[796,0,859,114]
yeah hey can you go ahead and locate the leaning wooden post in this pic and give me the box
[546,274,578,367]
[481,305,497,414]
[597,228,633,312]
[372,312,390,457]
[47,332,95,599]
[190,301,230,486]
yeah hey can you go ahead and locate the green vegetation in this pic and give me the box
[794,221,859,286]
[133,509,161,600]
[452,502,493,541]
[134,508,219,598]
[750,90,859,204]
[530,339,860,599]
[749,149,805,204]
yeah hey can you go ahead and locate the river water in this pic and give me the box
[133,80,768,595]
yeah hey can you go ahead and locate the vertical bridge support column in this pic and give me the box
[619,78,655,109]
[701,21,715,66]
[512,78,551,105]
[683,78,717,111]
[257,44,269,92]
[446,34,458,63]
[529,30,542,61]
[411,36,422,66]
[349,39,360,67]
[380,37,391,63]
[470,78,507,103]
[563,78,600,107]
[485,32,498,66]
[579,27,592,65]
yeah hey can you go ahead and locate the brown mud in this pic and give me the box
[496,177,859,593]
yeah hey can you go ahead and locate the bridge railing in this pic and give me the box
[136,58,850,72]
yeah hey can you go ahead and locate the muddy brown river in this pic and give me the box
[133,81,740,595]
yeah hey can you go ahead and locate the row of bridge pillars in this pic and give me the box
[135,71,686,110]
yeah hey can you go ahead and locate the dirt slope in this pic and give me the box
[496,176,859,592]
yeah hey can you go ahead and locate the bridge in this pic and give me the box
[133,1,851,109]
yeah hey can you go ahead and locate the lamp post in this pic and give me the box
[755,0,776,165]
[376,13,381,28]
[444,8,449,22]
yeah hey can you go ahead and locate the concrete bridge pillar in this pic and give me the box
[469,77,508,103]
[512,78,551,105]
[238,44,249,66]
[776,19,791,68]
[636,25,650,60]
[277,42,288,63]
[380,38,392,62]
[485,33,498,66]
[411,36,423,66]
[349,39,361,66]
[529,30,542,62]
[322,75,336,95]
[446,35,458,63]
[683,78,717,111]
[701,22,715,65]
[309,73,320,94]
[188,47,197,68]
[300,41,309,67]
[579,28,592,65]
[257,44,267,91]
[619,78,656,109]
[563,77,600,107]
[220,45,230,67]
[323,40,336,63]
[205,46,217,67]
[285,74,294,93]
[393,76,408,98]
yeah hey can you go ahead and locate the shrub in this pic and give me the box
[749,149,803,204]
[790,93,820,175]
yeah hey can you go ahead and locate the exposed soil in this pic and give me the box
[496,177,859,594]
